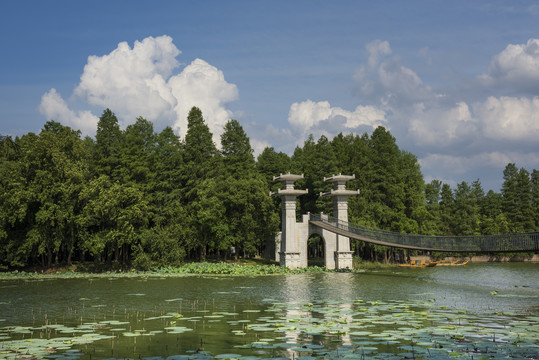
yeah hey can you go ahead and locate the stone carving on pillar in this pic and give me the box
[271,173,308,269]
[321,174,360,269]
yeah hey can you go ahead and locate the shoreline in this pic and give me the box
[412,254,539,263]
[1,256,537,280]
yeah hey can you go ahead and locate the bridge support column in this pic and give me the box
[321,174,359,269]
[271,173,308,269]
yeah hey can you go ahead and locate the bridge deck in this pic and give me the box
[309,215,539,253]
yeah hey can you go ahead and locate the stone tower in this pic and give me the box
[321,174,359,269]
[271,173,308,268]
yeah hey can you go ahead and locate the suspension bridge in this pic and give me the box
[272,173,539,269]
[309,214,539,253]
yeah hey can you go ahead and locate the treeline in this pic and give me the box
[1,108,538,269]
[260,129,538,261]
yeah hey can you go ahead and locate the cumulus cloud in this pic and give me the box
[74,35,180,125]
[288,99,387,138]
[39,88,99,134]
[478,38,539,92]
[39,35,238,143]
[349,38,539,189]
[474,96,539,142]
[168,58,238,143]
[408,102,475,147]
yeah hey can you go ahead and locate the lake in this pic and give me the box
[1,263,538,359]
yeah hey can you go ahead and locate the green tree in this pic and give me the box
[452,181,476,235]
[363,127,405,231]
[291,134,337,216]
[424,179,442,234]
[221,119,255,176]
[182,107,222,260]
[0,136,29,268]
[120,116,156,188]
[219,120,279,258]
[133,126,188,269]
[439,183,454,235]
[17,122,90,267]
[532,169,539,230]
[515,168,534,231]
[94,109,123,180]
[501,163,534,232]
[481,190,508,234]
[79,175,147,265]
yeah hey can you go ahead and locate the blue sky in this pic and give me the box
[1,1,538,191]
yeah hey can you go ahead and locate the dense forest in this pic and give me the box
[1,107,538,270]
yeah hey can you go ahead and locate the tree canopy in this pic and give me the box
[0,108,536,270]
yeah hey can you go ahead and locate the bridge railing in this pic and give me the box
[310,214,539,253]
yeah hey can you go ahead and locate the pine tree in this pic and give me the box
[182,107,221,260]
[221,119,255,176]
[94,109,123,180]
[121,117,156,188]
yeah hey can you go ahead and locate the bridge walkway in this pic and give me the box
[309,214,539,253]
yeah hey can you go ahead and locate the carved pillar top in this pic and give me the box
[320,173,360,197]
[271,173,308,197]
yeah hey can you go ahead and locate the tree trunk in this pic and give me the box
[115,244,119,263]
[67,224,75,266]
[47,248,52,268]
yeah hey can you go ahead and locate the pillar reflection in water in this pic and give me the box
[279,274,314,354]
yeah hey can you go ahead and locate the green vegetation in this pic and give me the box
[1,107,537,270]
[0,261,390,280]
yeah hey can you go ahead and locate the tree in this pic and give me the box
[221,119,255,176]
[481,190,508,235]
[120,117,156,188]
[0,136,29,268]
[424,179,442,234]
[501,163,534,232]
[79,175,147,265]
[532,169,539,230]
[219,120,279,258]
[363,127,406,231]
[515,168,534,231]
[439,183,454,235]
[14,122,90,267]
[182,107,221,260]
[94,109,123,180]
[291,134,337,216]
[399,151,425,233]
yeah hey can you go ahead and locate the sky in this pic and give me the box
[1,0,538,192]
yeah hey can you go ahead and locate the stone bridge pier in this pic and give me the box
[272,173,359,269]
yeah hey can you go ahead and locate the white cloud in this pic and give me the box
[288,99,387,137]
[479,38,539,92]
[168,58,239,144]
[74,35,180,126]
[40,35,238,144]
[366,40,391,69]
[474,96,539,141]
[354,40,437,107]
[38,88,99,134]
[250,138,272,157]
[408,102,475,146]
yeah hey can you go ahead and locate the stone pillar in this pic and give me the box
[271,173,308,269]
[321,174,359,269]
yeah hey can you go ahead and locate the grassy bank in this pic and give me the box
[0,259,398,280]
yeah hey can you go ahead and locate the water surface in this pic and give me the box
[1,263,538,359]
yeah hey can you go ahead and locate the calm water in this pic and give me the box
[1,263,538,359]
